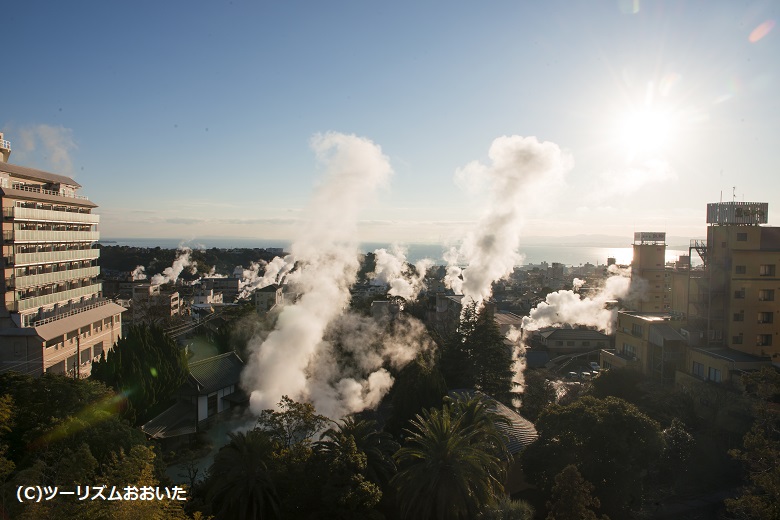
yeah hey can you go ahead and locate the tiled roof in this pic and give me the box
[539,328,608,341]
[140,401,197,439]
[186,352,244,395]
[449,390,538,455]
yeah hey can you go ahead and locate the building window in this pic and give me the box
[582,341,590,347]
[735,265,746,275]
[623,343,636,358]
[631,324,643,337]
[734,288,746,299]
[736,232,748,242]
[555,341,563,346]
[732,334,743,345]
[757,334,773,347]
[566,341,575,346]
[759,289,775,301]
[759,264,776,276]
[758,312,774,324]
[692,361,704,378]
[708,367,722,383]
[733,311,744,322]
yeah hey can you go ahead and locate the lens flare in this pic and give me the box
[749,20,775,43]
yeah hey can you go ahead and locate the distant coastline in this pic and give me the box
[101,237,698,267]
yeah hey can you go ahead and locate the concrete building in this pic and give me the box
[601,311,687,384]
[0,133,124,377]
[255,283,283,314]
[684,202,779,362]
[128,283,181,324]
[631,232,670,312]
[536,328,610,355]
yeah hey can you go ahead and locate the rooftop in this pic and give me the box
[0,161,81,188]
[186,351,244,395]
[691,347,771,363]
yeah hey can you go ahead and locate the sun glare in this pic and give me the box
[616,107,677,161]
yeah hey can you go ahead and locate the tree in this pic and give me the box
[522,396,665,517]
[725,367,780,519]
[393,395,508,520]
[318,417,399,488]
[477,496,535,520]
[386,353,447,437]
[545,465,608,520]
[207,430,280,520]
[440,302,515,405]
[520,369,557,422]
[91,324,188,424]
[255,395,329,449]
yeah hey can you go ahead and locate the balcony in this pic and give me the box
[10,283,102,312]
[12,248,100,266]
[0,139,10,150]
[4,207,99,224]
[4,230,99,243]
[13,266,100,290]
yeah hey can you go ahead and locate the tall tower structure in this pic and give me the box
[0,134,125,377]
[631,232,669,312]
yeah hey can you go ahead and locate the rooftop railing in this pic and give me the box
[31,298,110,328]
[10,183,89,201]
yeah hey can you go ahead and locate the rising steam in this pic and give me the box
[150,247,195,285]
[370,246,433,301]
[445,136,573,304]
[131,265,147,281]
[520,265,638,335]
[242,132,431,419]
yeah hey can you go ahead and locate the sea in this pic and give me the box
[102,237,695,267]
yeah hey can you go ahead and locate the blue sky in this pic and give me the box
[2,0,778,246]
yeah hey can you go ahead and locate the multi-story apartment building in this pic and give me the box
[0,133,124,377]
[685,202,779,361]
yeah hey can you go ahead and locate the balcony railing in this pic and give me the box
[10,183,89,201]
[11,248,100,266]
[11,283,102,312]
[4,207,99,224]
[13,266,100,290]
[4,230,99,243]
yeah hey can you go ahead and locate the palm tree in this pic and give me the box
[207,430,280,519]
[317,416,399,486]
[393,397,508,520]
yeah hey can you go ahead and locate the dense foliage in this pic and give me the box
[91,324,188,425]
[439,302,515,405]
[0,373,188,519]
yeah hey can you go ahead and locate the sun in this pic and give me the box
[615,107,678,161]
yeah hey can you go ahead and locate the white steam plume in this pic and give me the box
[131,265,147,281]
[235,256,293,300]
[243,132,431,419]
[150,247,195,285]
[445,136,572,304]
[370,246,433,301]
[519,265,638,336]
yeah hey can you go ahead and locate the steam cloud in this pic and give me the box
[242,132,431,419]
[370,246,433,301]
[445,136,573,304]
[131,265,147,281]
[150,247,195,285]
[520,265,638,335]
